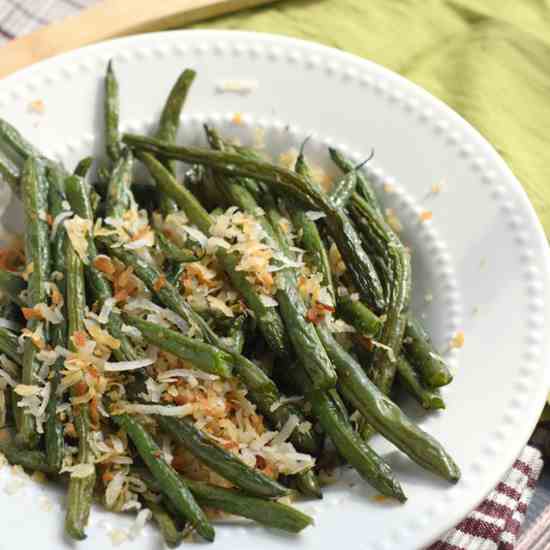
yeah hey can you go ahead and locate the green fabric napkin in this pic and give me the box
[195,0,550,235]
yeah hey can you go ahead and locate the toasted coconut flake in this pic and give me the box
[182,226,208,247]
[305,211,326,221]
[271,414,300,447]
[98,297,116,324]
[72,330,88,348]
[232,112,244,125]
[450,331,465,349]
[36,349,59,368]
[216,80,258,95]
[51,211,73,241]
[419,210,433,222]
[14,384,41,397]
[119,403,193,417]
[84,319,120,350]
[104,357,155,372]
[158,369,219,382]
[28,99,45,114]
[93,255,116,276]
[65,216,92,263]
[153,276,166,292]
[105,469,127,508]
[21,306,43,321]
[34,302,63,324]
[259,295,278,308]
[431,181,443,194]
[62,463,95,479]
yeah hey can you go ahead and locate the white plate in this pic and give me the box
[0,30,549,550]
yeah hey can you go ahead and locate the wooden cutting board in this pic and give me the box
[0,0,280,79]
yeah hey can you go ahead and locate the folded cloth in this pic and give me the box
[429,446,543,550]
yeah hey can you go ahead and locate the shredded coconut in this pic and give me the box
[103,357,155,372]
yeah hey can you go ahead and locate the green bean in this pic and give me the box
[0,153,20,196]
[186,478,313,533]
[144,496,183,547]
[288,363,405,501]
[329,148,382,216]
[403,317,453,388]
[156,69,196,215]
[90,189,103,217]
[123,314,233,378]
[105,148,134,218]
[157,416,289,498]
[291,153,334,297]
[261,195,337,390]
[225,314,246,354]
[18,157,50,448]
[123,133,385,310]
[11,389,20,431]
[328,169,358,209]
[113,413,214,541]
[317,328,459,481]
[45,167,68,472]
[137,467,312,534]
[350,193,411,395]
[0,118,42,161]
[156,69,196,163]
[105,60,121,162]
[124,134,324,208]
[0,268,26,307]
[138,152,290,359]
[190,166,225,212]
[64,233,96,541]
[156,231,203,263]
[278,263,336,388]
[396,355,445,410]
[336,296,382,338]
[138,152,211,231]
[331,150,450,392]
[74,156,94,178]
[0,327,21,365]
[165,261,185,291]
[65,412,96,540]
[326,209,386,312]
[0,442,55,473]
[65,175,138,362]
[294,469,322,499]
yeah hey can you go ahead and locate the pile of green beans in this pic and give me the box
[0,62,459,546]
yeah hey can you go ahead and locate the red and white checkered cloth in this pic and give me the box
[0,0,97,44]
[0,2,547,548]
[429,447,543,550]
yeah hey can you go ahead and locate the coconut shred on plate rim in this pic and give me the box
[0,30,548,550]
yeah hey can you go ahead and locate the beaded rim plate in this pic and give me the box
[0,30,548,550]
